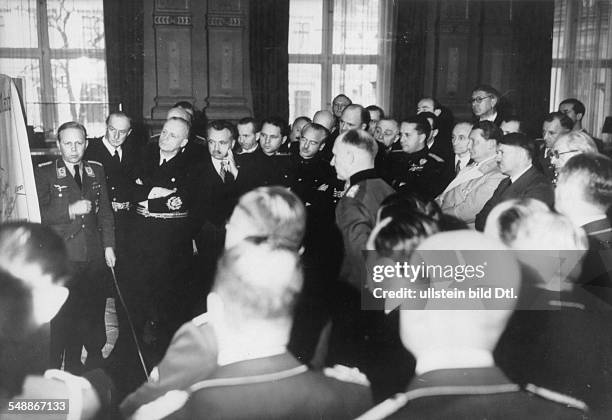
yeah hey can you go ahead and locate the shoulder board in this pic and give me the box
[427,153,445,163]
[188,365,308,393]
[191,312,209,327]
[87,160,103,166]
[130,390,189,420]
[37,161,53,167]
[525,384,587,411]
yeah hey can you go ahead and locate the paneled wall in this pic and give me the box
[142,0,253,129]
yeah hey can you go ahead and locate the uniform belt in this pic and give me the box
[112,201,131,212]
[135,206,188,219]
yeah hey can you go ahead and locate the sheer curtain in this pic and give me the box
[0,0,108,138]
[550,0,612,138]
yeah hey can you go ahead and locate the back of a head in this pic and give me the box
[399,230,520,358]
[213,239,303,328]
[225,187,306,251]
[483,198,550,245]
[372,206,439,257]
[338,128,378,160]
[512,211,587,251]
[558,153,612,211]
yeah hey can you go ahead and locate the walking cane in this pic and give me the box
[109,266,149,379]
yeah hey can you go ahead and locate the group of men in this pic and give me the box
[27,85,612,418]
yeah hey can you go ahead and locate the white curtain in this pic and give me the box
[550,0,612,137]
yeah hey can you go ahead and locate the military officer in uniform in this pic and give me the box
[35,121,115,373]
[259,116,296,187]
[122,117,201,372]
[328,128,395,372]
[130,240,372,420]
[387,115,448,200]
[359,231,588,420]
[289,122,343,362]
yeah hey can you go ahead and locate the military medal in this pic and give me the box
[85,166,95,177]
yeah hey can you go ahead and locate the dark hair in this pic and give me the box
[237,117,260,133]
[301,122,330,143]
[559,98,586,116]
[501,115,524,133]
[544,111,574,131]
[560,153,612,209]
[473,120,504,142]
[57,121,87,141]
[207,119,238,140]
[339,129,378,158]
[472,84,500,101]
[374,195,439,256]
[105,111,132,126]
[381,192,442,221]
[419,97,442,110]
[262,116,289,138]
[400,115,431,139]
[366,105,385,119]
[292,116,312,127]
[498,132,537,161]
[343,104,371,128]
[173,101,195,113]
[418,111,438,131]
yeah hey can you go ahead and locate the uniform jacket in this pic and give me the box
[387,147,449,200]
[360,366,587,419]
[84,136,140,205]
[475,166,554,231]
[579,217,612,304]
[437,157,507,226]
[139,352,372,420]
[120,313,218,419]
[336,169,394,288]
[35,159,114,262]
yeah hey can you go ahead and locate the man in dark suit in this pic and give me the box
[258,117,296,187]
[84,111,140,258]
[471,84,504,126]
[192,120,259,299]
[539,112,573,180]
[133,239,372,420]
[362,231,588,419]
[35,121,116,373]
[475,132,554,231]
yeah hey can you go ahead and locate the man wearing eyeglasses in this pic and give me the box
[470,85,503,126]
[549,131,599,176]
[373,118,402,182]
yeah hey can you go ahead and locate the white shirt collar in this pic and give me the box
[416,348,494,376]
[102,136,122,160]
[240,144,258,154]
[480,111,498,123]
[62,160,81,176]
[211,156,224,176]
[455,154,471,170]
[510,164,532,183]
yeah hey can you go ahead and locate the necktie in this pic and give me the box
[74,165,82,189]
[113,149,120,164]
[160,158,167,167]
[496,177,512,196]
[220,161,234,183]
[455,160,462,174]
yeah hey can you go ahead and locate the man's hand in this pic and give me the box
[148,187,176,199]
[105,247,116,268]
[69,199,92,219]
[225,150,239,177]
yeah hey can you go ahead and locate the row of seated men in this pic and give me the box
[16,85,612,418]
[3,158,612,418]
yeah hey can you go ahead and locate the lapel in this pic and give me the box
[501,166,538,199]
[55,159,80,192]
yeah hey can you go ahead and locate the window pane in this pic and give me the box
[289,0,322,54]
[333,0,379,55]
[0,0,38,48]
[0,58,42,130]
[47,0,105,49]
[51,57,108,136]
[332,64,377,106]
[289,63,321,122]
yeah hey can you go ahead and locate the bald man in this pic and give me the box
[362,231,588,419]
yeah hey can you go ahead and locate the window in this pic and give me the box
[550,0,612,137]
[288,0,395,122]
[0,0,108,139]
